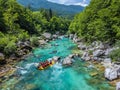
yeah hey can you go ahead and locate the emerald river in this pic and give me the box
[0,37,114,90]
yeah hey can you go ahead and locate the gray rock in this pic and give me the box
[78,43,86,50]
[93,49,104,57]
[16,41,24,47]
[104,48,113,56]
[52,34,58,39]
[81,52,91,61]
[105,68,118,80]
[24,41,30,46]
[92,41,104,49]
[105,65,120,81]
[104,58,111,64]
[42,33,51,39]
[73,34,78,42]
[69,34,74,39]
[98,42,104,49]
[116,82,120,90]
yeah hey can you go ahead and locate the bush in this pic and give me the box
[30,36,39,47]
[0,37,9,51]
[18,31,29,41]
[4,41,17,56]
[110,40,120,62]
[110,48,120,62]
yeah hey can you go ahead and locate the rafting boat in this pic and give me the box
[37,60,55,70]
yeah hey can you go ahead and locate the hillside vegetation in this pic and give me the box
[69,0,120,43]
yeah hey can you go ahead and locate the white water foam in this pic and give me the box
[50,63,63,81]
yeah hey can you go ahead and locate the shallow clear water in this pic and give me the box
[0,38,113,90]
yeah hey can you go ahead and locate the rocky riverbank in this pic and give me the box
[70,34,120,90]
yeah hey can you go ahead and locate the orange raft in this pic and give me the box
[37,60,55,70]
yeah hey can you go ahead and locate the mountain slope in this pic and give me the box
[17,0,84,16]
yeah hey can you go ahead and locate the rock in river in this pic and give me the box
[62,57,72,65]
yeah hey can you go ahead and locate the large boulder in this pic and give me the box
[116,82,120,90]
[105,65,120,81]
[105,68,118,80]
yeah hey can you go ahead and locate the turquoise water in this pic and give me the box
[0,38,112,90]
